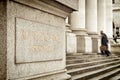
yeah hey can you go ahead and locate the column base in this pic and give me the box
[77,35,92,53]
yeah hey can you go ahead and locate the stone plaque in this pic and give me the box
[15,18,64,63]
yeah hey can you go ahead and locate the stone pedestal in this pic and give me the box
[88,34,99,53]
[92,38,98,53]
[98,38,101,53]
[69,0,92,53]
[76,35,92,53]
[66,32,77,54]
[0,0,78,79]
[66,24,77,54]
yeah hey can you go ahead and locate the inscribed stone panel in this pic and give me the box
[15,18,63,63]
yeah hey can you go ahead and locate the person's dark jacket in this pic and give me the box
[101,33,108,46]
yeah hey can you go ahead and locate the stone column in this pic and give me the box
[106,0,113,38]
[106,0,113,51]
[97,0,106,53]
[70,0,92,53]
[86,0,97,35]
[70,0,86,35]
[86,0,98,53]
[97,0,106,35]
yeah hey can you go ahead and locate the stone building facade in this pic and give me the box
[0,0,113,80]
[0,0,78,80]
[66,0,113,54]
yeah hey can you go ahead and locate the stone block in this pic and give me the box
[92,38,98,53]
[0,0,76,79]
[85,36,92,53]
[15,18,63,63]
[66,33,77,54]
[77,35,92,53]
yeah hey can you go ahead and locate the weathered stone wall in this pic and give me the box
[0,1,7,80]
[0,0,77,79]
[5,0,75,79]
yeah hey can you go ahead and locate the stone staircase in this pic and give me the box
[66,53,120,80]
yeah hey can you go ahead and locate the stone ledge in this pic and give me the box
[56,0,78,10]
[13,69,70,80]
[12,0,73,18]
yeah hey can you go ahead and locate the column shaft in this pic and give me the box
[86,0,97,34]
[97,0,106,35]
[70,0,86,35]
[106,0,113,38]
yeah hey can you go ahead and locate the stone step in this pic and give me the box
[67,55,100,60]
[109,73,120,80]
[67,60,120,76]
[66,56,118,64]
[88,68,120,80]
[66,58,120,70]
[66,54,118,60]
[71,64,120,80]
[66,53,88,56]
[66,54,101,59]
[67,52,116,56]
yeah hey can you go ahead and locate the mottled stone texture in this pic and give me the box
[0,1,7,80]
[7,1,65,79]
[0,0,76,79]
[92,38,98,53]
[66,33,77,54]
[5,0,76,79]
[77,35,92,53]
